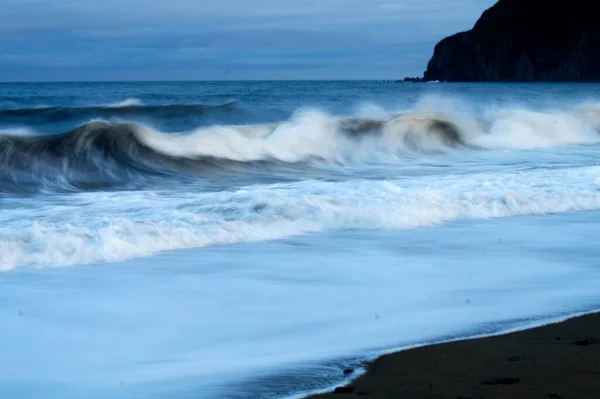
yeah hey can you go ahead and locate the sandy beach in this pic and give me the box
[308,312,600,399]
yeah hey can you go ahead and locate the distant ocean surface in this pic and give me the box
[2,81,600,399]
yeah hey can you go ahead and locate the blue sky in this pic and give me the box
[0,0,496,81]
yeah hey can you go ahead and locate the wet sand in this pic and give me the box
[308,312,600,399]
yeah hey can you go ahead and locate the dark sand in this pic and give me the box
[308,312,600,399]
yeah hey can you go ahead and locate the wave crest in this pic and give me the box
[0,111,471,191]
[1,100,600,192]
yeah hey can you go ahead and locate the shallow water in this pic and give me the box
[1,81,600,398]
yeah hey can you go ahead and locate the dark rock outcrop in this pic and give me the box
[397,77,425,83]
[575,338,596,346]
[423,0,600,82]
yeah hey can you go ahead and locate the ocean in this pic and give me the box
[1,81,600,399]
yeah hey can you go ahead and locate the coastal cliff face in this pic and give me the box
[423,0,600,82]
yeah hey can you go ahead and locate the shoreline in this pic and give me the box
[306,312,600,398]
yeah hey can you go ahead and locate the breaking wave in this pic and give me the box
[3,96,600,269]
[0,110,479,191]
[1,99,600,192]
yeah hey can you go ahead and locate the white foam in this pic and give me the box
[3,165,600,271]
[105,98,143,107]
[131,98,600,164]
[137,109,350,163]
[473,108,600,149]
[136,110,466,163]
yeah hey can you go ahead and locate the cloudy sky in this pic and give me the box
[0,0,495,81]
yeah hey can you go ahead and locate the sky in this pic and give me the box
[0,0,496,81]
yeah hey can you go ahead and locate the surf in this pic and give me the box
[2,95,600,193]
[3,164,600,271]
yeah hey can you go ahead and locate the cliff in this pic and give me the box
[423,0,600,82]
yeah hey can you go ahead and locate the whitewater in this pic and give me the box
[1,81,600,399]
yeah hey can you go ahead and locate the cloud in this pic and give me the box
[0,0,497,81]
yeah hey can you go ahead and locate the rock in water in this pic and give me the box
[495,376,520,385]
[423,0,600,82]
[575,338,596,346]
[482,376,520,385]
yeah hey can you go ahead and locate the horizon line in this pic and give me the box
[0,78,407,84]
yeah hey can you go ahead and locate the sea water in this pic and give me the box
[1,81,600,398]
